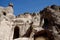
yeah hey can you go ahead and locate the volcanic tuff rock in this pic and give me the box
[0,3,60,40]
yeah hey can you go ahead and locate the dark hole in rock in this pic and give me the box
[13,26,19,39]
[3,12,6,16]
[43,18,49,29]
[59,8,60,10]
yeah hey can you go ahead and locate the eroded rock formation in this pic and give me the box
[0,3,60,40]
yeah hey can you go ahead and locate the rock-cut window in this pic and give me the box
[3,12,6,16]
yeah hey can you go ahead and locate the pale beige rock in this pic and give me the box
[0,3,45,40]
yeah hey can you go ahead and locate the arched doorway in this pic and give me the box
[13,26,19,39]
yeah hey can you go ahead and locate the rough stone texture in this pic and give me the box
[0,3,44,40]
[0,3,15,40]
[40,5,60,40]
[0,3,60,40]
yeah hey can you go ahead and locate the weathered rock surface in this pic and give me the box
[0,3,60,40]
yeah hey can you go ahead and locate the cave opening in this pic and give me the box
[13,26,20,39]
[3,12,6,16]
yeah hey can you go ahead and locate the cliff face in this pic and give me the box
[0,4,60,40]
[0,4,41,40]
[39,5,60,40]
[40,5,60,29]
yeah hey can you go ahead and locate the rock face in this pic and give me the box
[0,3,15,40]
[40,5,60,40]
[0,3,44,40]
[0,3,60,40]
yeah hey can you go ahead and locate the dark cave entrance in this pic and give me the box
[3,12,6,16]
[43,18,49,29]
[13,26,19,39]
